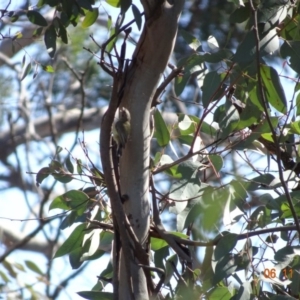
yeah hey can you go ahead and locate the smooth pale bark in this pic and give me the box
[118,1,184,299]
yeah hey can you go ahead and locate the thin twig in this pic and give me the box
[61,56,90,155]
[152,64,183,106]
[99,68,134,299]
[189,63,236,154]
[150,176,192,262]
[0,219,52,263]
[153,137,224,175]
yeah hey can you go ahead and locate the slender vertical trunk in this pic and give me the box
[118,2,185,299]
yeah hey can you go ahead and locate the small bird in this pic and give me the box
[112,107,131,156]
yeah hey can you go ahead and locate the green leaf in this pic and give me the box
[175,53,206,96]
[154,246,169,271]
[290,120,300,135]
[99,261,113,278]
[25,260,44,276]
[234,24,279,67]
[180,29,201,51]
[151,237,168,251]
[2,260,17,278]
[69,247,85,269]
[235,281,252,300]
[209,155,223,173]
[20,63,32,81]
[106,0,120,8]
[33,66,40,78]
[60,211,84,229]
[32,27,44,38]
[178,115,196,136]
[260,65,287,113]
[236,94,263,130]
[116,12,125,31]
[12,31,22,40]
[90,168,104,186]
[49,195,70,211]
[64,190,89,209]
[61,0,75,18]
[247,80,264,112]
[247,173,280,191]
[230,178,247,201]
[52,173,73,183]
[106,27,117,53]
[49,159,62,171]
[280,14,300,41]
[121,0,131,13]
[36,167,50,186]
[56,145,63,154]
[177,135,194,146]
[202,186,231,231]
[10,14,19,22]
[214,101,240,138]
[99,231,114,251]
[165,254,178,284]
[229,4,250,24]
[158,154,179,178]
[21,55,26,68]
[44,24,57,58]
[42,65,54,72]
[296,93,300,117]
[257,1,288,24]
[37,0,46,8]
[58,22,68,44]
[77,291,113,300]
[247,206,268,230]
[131,4,141,30]
[54,223,87,258]
[49,190,89,215]
[82,8,99,28]
[77,159,83,174]
[107,15,112,31]
[81,229,102,260]
[274,246,295,266]
[202,71,226,108]
[169,161,205,214]
[208,287,232,300]
[213,253,238,284]
[27,10,48,27]
[256,116,279,134]
[202,49,233,63]
[0,270,10,283]
[197,119,217,136]
[154,109,170,147]
[214,233,238,260]
[175,183,212,232]
[233,30,256,67]
[175,72,190,96]
[261,132,274,142]
[65,156,74,173]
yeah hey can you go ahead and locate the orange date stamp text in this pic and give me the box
[263,268,293,279]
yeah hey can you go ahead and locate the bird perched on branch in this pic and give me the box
[112,107,131,156]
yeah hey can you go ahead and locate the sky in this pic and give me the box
[0,0,299,299]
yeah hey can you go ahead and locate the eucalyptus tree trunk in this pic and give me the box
[102,1,184,299]
[120,1,184,299]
